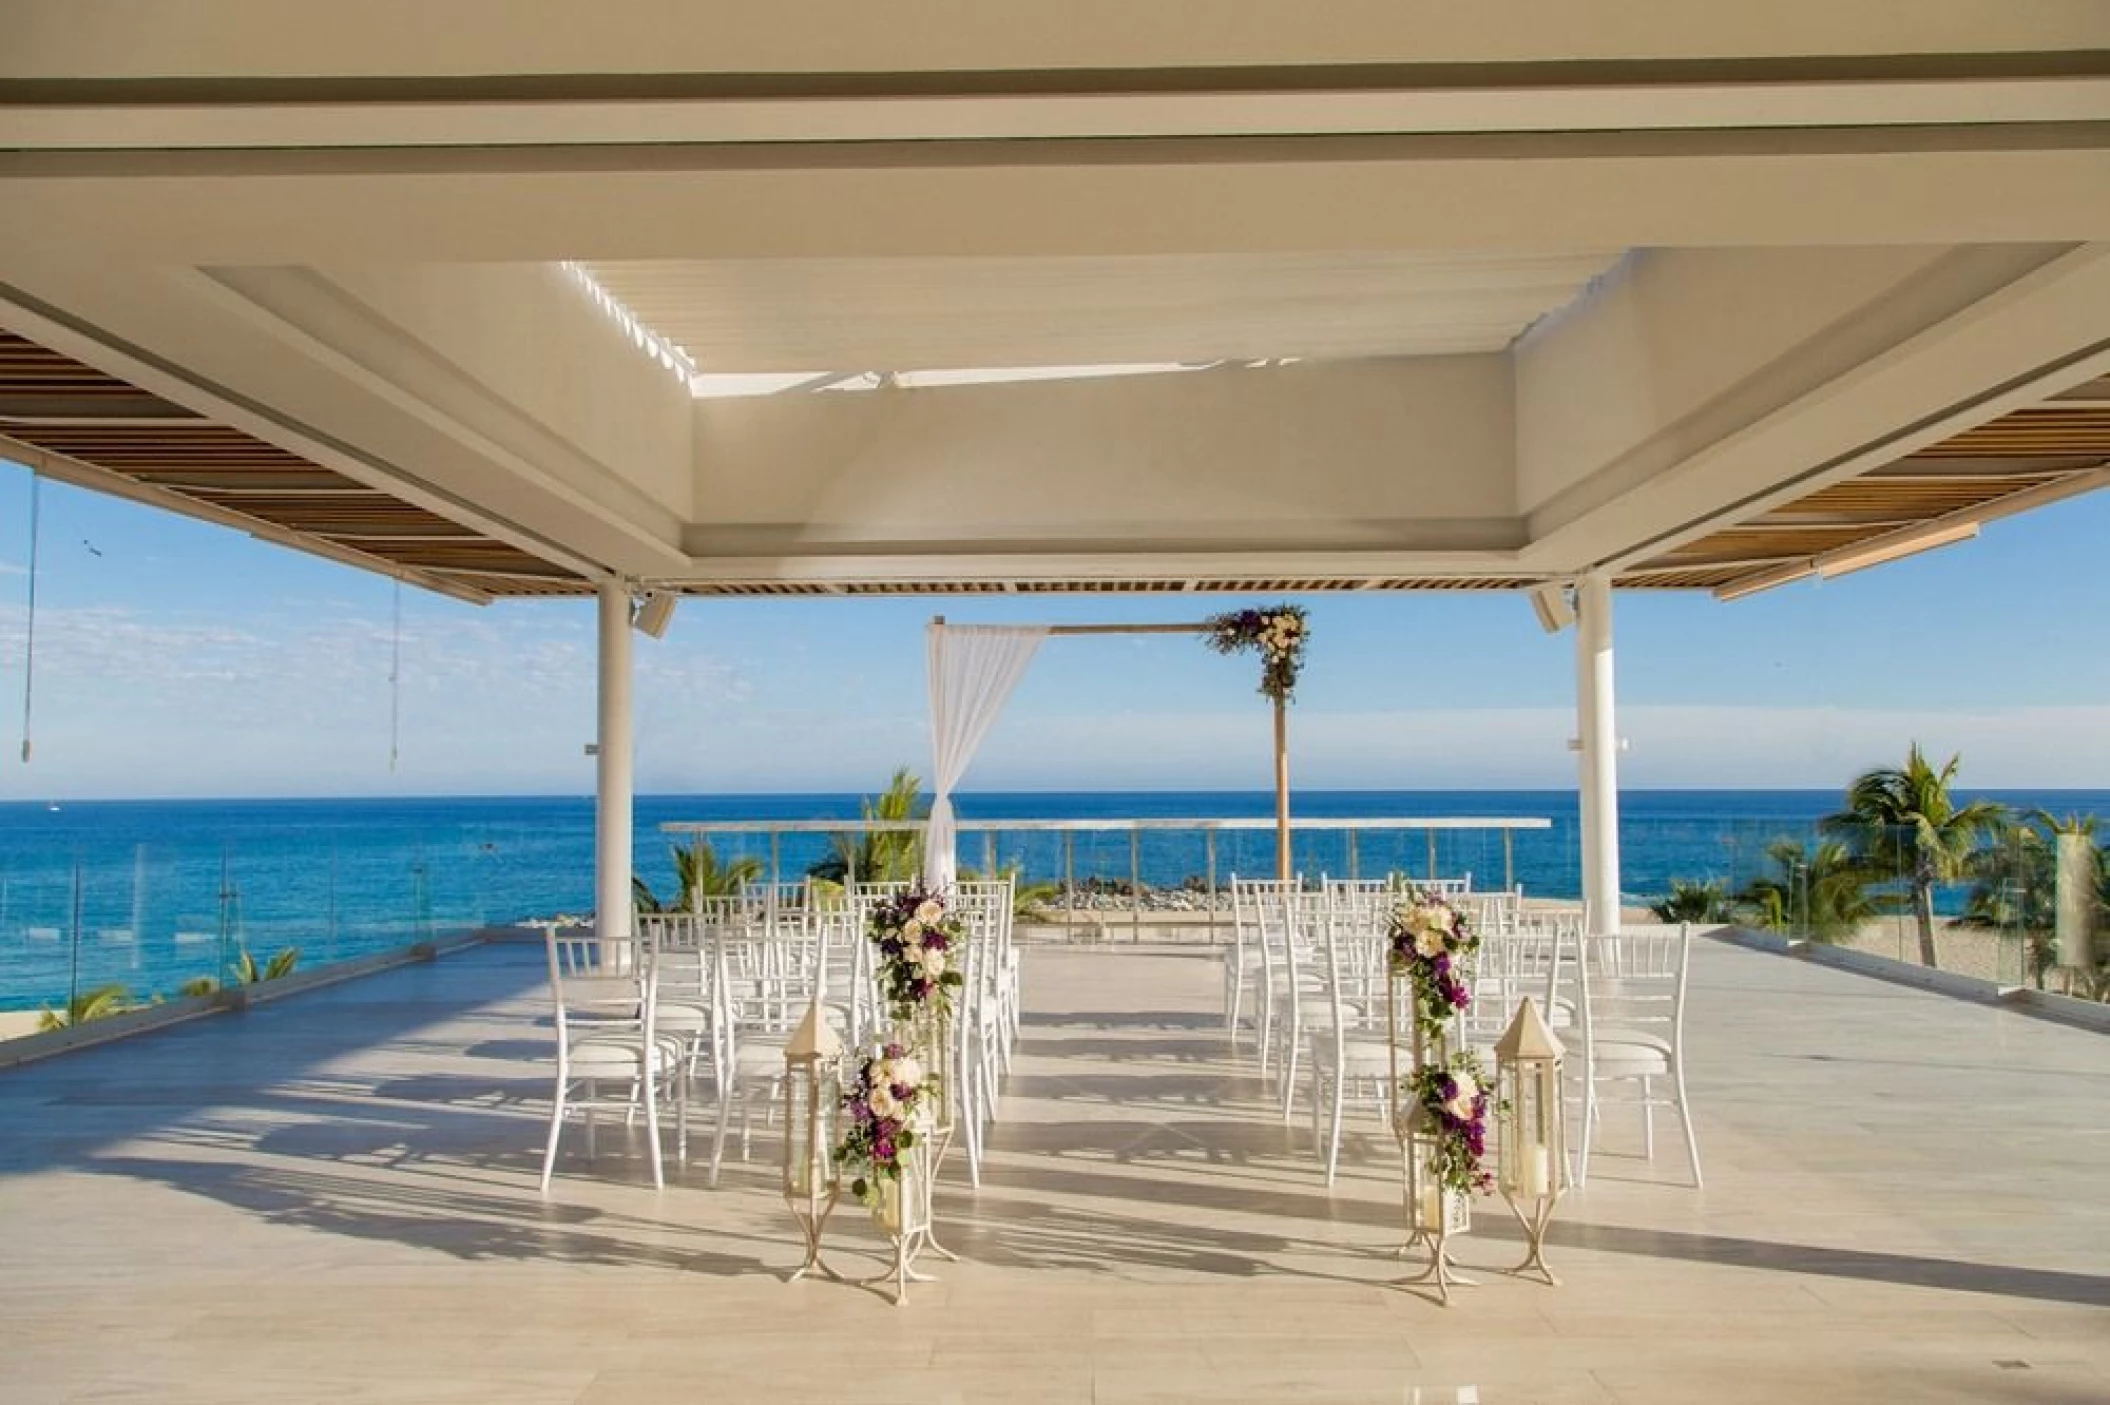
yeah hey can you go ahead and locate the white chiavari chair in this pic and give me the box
[1233,875,1306,1077]
[1308,882,1394,1184]
[539,924,686,1192]
[1572,922,1702,1188]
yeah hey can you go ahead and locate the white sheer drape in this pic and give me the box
[924,623,1047,890]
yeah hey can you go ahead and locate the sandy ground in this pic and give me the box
[0,1010,46,1041]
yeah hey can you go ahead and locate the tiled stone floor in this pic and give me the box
[2,936,2106,1403]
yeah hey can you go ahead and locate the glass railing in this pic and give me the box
[0,831,520,1044]
[7,795,2102,1044]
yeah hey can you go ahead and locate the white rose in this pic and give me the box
[915,900,944,924]
[1414,927,1446,958]
[901,918,924,944]
[1444,1074,1479,1121]
[922,950,947,978]
[869,1085,899,1119]
[893,1055,924,1087]
[1424,903,1454,932]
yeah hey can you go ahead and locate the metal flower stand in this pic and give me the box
[851,1011,952,1305]
[1385,967,1475,1306]
[837,1130,935,1306]
[910,1009,962,1264]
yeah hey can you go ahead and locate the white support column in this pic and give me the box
[595,580,635,950]
[1575,574,1622,937]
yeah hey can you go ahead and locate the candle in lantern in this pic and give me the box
[1516,1146,1550,1199]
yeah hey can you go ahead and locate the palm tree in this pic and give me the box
[1734,838,1877,943]
[808,767,927,885]
[633,839,763,913]
[36,983,133,1031]
[1820,744,2006,968]
[1649,879,1729,923]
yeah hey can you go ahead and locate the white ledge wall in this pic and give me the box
[687,357,1515,566]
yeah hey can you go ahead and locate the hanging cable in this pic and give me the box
[388,579,402,773]
[19,473,40,763]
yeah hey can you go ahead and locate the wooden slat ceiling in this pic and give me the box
[1626,374,2110,589]
[0,331,589,603]
[1,328,2103,601]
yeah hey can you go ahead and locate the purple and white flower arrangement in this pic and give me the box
[1204,605,1309,703]
[1408,1051,1496,1197]
[1386,886,1479,1042]
[868,890,967,1023]
[835,1040,933,1209]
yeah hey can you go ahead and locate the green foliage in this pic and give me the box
[183,945,302,997]
[633,838,763,913]
[1734,838,1877,944]
[959,861,1061,921]
[1820,744,2006,967]
[807,767,927,885]
[36,983,133,1031]
[1649,879,1730,923]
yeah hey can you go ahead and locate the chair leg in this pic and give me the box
[707,1082,734,1189]
[1674,1062,1704,1188]
[643,1073,664,1191]
[1575,1075,1595,1188]
[1324,1074,1346,1187]
[1274,1016,1291,1113]
[540,1084,566,1193]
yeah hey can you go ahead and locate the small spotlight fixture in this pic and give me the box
[632,590,678,639]
[1529,582,1575,634]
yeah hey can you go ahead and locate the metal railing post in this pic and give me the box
[1130,827,1142,943]
[1205,829,1219,944]
[1064,831,1076,942]
[1503,829,1515,892]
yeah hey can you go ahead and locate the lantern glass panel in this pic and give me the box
[785,1061,814,1195]
[1501,1061,1558,1199]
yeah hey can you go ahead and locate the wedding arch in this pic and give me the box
[923,607,1309,889]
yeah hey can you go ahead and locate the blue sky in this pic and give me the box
[1,454,2106,799]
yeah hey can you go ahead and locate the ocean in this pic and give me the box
[3,788,2103,1012]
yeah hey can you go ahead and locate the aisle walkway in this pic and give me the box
[1,938,2106,1402]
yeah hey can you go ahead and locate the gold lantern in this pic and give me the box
[782,1000,843,1281]
[1494,996,1567,1285]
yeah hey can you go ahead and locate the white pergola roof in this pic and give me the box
[580,252,1626,372]
[1,2,2107,601]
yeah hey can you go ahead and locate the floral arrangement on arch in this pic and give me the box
[1408,1050,1496,1197]
[868,889,967,1023]
[1386,886,1479,1042]
[835,1040,933,1210]
[1204,605,1309,704]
